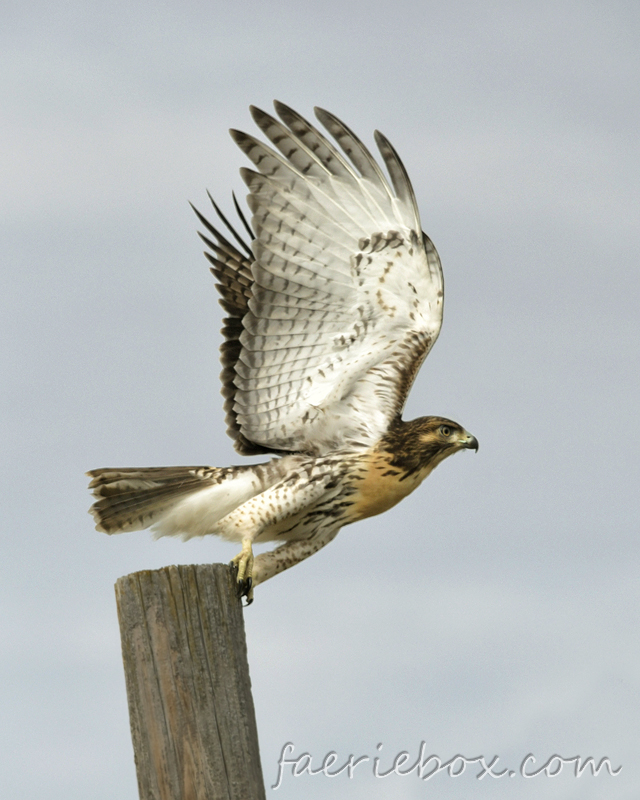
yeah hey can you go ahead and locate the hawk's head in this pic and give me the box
[381,415,478,476]
[417,416,478,453]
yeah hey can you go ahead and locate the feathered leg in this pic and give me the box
[252,527,341,590]
[214,469,338,602]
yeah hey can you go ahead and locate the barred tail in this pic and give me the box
[87,465,263,540]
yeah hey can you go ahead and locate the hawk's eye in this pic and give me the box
[440,425,452,437]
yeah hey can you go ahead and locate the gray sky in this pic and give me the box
[2,2,639,798]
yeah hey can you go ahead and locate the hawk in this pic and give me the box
[88,102,477,603]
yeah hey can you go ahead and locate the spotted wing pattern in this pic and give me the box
[200,102,444,456]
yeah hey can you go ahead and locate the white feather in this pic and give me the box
[151,470,263,541]
[229,105,444,455]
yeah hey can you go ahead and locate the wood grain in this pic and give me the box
[115,564,265,800]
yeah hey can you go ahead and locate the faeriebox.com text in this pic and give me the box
[272,742,621,789]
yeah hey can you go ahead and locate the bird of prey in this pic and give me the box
[88,102,477,603]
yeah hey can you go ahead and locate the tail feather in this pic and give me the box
[87,465,262,539]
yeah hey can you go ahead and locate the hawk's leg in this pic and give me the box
[217,466,337,604]
[252,526,341,588]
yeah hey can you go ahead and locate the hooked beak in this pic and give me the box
[461,431,479,452]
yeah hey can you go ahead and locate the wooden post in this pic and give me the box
[115,564,265,800]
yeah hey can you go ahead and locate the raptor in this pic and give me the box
[88,102,478,603]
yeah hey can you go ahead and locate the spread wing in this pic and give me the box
[195,102,444,456]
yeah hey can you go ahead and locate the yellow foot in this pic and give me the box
[230,539,254,605]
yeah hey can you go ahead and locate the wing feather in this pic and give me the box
[249,285,345,312]
[243,313,352,336]
[373,130,420,214]
[194,103,444,455]
[252,105,401,232]
[313,107,391,196]
[274,101,361,182]
[243,172,359,253]
[252,240,352,290]
[190,195,284,455]
[234,353,334,379]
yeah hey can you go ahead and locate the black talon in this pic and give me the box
[228,561,253,604]
[236,576,253,600]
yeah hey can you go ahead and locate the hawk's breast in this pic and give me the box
[345,451,433,523]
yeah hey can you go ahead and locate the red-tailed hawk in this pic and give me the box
[88,102,477,603]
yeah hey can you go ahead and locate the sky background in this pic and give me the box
[2,1,639,798]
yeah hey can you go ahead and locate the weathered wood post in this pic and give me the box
[115,563,265,800]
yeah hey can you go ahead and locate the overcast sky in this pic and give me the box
[2,2,639,798]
